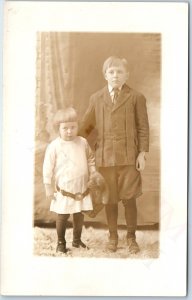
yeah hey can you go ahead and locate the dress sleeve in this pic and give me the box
[43,143,56,184]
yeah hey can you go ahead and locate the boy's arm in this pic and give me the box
[79,96,96,139]
[85,140,96,175]
[135,94,149,153]
[84,139,97,183]
[135,94,149,171]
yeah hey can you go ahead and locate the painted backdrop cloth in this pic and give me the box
[43,136,94,214]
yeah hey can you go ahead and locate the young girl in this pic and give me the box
[43,107,96,253]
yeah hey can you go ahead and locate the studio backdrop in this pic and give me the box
[34,32,161,227]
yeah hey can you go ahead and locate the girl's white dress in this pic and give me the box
[43,136,94,214]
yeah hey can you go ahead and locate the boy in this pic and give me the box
[79,56,149,253]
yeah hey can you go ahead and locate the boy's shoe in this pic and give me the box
[72,240,89,249]
[56,241,67,253]
[107,239,118,252]
[127,238,140,254]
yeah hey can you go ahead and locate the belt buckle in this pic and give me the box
[75,192,83,201]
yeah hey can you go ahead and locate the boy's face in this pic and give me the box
[104,65,128,89]
[59,122,78,141]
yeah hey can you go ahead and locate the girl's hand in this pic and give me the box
[136,152,146,171]
[46,195,55,202]
[44,184,55,201]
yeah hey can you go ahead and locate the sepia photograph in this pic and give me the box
[1,1,188,296]
[34,32,160,259]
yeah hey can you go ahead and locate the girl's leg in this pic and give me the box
[72,212,87,248]
[56,213,70,253]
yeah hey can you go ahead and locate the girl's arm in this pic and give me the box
[44,184,54,202]
[43,143,56,200]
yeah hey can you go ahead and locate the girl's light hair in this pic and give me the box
[53,107,78,132]
[102,56,128,74]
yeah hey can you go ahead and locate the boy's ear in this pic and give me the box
[126,72,129,80]
[104,72,108,81]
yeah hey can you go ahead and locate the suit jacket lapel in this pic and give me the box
[112,84,131,111]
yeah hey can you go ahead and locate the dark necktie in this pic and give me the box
[113,88,119,105]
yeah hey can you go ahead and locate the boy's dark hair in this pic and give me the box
[53,107,78,132]
[102,56,128,74]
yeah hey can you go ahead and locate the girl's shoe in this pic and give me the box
[56,241,67,253]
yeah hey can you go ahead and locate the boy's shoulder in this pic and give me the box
[89,84,146,104]
[128,86,146,100]
[90,86,108,99]
[90,84,143,97]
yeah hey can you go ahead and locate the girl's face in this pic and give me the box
[104,65,128,89]
[59,122,78,141]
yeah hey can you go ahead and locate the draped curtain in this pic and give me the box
[35,32,76,221]
[36,32,75,143]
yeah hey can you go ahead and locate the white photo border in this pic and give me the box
[1,1,189,297]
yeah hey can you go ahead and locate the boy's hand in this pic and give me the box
[136,152,146,171]
[88,171,98,190]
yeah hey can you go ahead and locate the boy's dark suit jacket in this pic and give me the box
[79,84,149,167]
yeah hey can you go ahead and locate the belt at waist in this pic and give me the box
[56,185,89,201]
